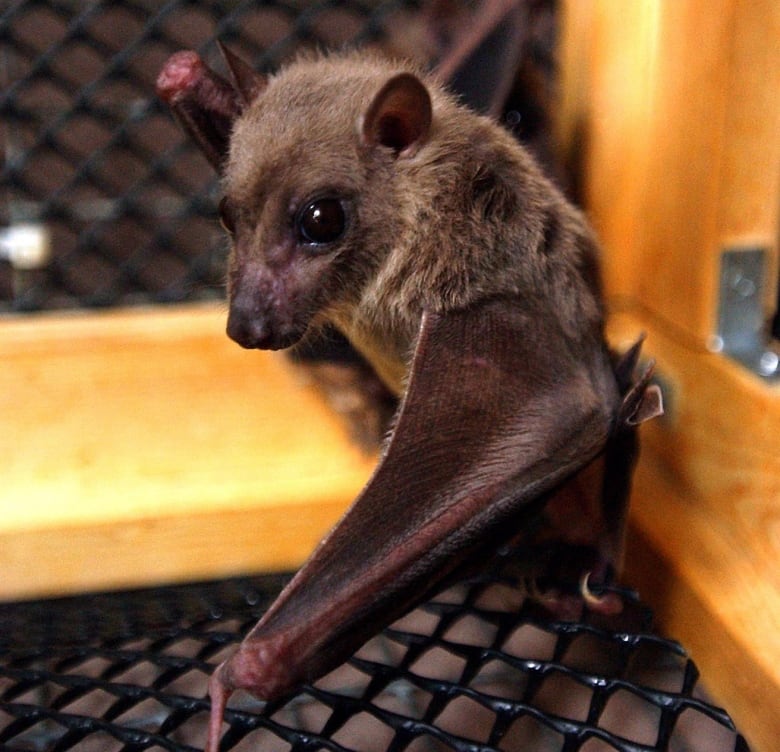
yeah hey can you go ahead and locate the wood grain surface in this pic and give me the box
[0,304,375,598]
[610,312,779,752]
[560,3,779,748]
[560,0,780,341]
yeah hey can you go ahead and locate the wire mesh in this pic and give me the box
[0,554,750,752]
[0,0,425,311]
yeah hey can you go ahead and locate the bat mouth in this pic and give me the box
[226,313,305,351]
[263,331,305,351]
[229,329,304,351]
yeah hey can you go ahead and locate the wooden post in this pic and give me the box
[560,2,780,749]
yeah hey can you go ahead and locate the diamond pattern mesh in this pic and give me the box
[0,0,422,311]
[0,560,750,752]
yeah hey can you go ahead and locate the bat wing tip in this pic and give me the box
[156,50,206,102]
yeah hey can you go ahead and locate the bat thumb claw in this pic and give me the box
[614,334,647,392]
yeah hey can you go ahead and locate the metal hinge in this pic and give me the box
[713,247,780,379]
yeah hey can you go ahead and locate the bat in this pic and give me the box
[157,35,662,752]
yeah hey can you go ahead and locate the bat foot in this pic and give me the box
[579,571,624,615]
[521,576,584,620]
[520,567,623,619]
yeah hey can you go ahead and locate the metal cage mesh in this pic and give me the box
[0,555,749,752]
[0,0,423,311]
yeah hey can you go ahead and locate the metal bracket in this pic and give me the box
[714,247,779,379]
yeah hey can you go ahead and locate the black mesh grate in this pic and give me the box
[0,0,422,311]
[0,557,750,752]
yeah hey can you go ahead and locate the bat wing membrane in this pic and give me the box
[209,297,619,711]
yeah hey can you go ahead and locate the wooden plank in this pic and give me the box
[1,500,351,601]
[559,7,780,743]
[626,458,779,752]
[611,311,779,752]
[560,0,780,342]
[715,0,780,247]
[0,304,376,599]
[559,0,662,301]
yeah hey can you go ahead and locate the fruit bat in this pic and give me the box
[156,22,662,752]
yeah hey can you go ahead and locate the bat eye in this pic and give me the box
[296,198,346,245]
[219,197,236,236]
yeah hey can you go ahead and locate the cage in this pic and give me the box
[1,1,778,751]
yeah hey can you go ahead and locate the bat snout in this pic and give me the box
[226,305,304,350]
[226,309,272,349]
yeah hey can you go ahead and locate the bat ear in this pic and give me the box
[362,73,432,157]
[217,41,267,106]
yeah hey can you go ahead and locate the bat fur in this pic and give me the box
[218,52,603,392]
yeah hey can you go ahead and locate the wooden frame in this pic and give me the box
[0,304,374,598]
[560,2,780,750]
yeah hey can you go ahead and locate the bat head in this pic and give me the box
[158,47,606,368]
[219,55,433,351]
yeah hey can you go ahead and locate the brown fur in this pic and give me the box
[222,50,603,395]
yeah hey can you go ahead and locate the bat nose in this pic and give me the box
[226,308,275,349]
[226,306,304,350]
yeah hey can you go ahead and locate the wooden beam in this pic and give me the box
[560,0,780,341]
[611,311,779,752]
[0,304,375,599]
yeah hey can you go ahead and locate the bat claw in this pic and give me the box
[579,572,623,615]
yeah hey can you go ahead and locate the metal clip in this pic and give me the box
[714,247,779,380]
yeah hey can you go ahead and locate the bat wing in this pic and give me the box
[434,0,528,118]
[206,296,621,748]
